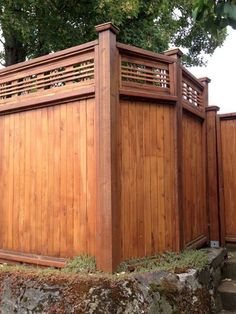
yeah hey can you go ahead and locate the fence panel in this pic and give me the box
[181,69,208,248]
[0,99,96,259]
[218,114,236,243]
[0,23,212,270]
[119,99,178,260]
[0,41,97,266]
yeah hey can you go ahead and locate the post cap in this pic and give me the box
[206,105,220,112]
[95,22,120,35]
[164,48,183,59]
[198,77,211,84]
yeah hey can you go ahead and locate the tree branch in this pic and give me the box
[0,38,5,46]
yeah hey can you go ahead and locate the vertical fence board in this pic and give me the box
[136,102,145,257]
[143,103,152,256]
[157,104,165,251]
[52,106,61,256]
[219,116,236,243]
[86,98,96,256]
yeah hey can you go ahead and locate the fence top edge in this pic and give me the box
[206,105,220,112]
[117,42,175,64]
[219,112,236,120]
[0,40,98,78]
[181,66,205,90]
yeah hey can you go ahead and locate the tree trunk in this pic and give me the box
[4,34,27,66]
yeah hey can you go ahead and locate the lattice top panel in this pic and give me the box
[121,56,170,92]
[0,58,94,101]
[182,78,203,107]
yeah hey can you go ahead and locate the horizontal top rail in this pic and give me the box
[181,66,204,90]
[0,40,98,77]
[117,42,175,64]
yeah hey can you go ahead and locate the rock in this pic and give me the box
[0,248,227,313]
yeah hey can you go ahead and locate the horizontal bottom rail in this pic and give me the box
[183,102,205,120]
[225,236,236,243]
[0,85,95,115]
[185,234,208,249]
[120,87,177,103]
[0,249,66,268]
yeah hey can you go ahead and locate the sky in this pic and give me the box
[188,27,236,113]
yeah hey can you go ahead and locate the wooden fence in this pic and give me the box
[217,113,236,245]
[0,40,97,267]
[0,22,233,272]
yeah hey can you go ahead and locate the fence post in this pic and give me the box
[94,22,121,272]
[199,77,210,108]
[205,105,221,247]
[164,48,184,251]
[199,76,220,247]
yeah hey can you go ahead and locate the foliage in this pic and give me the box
[0,256,98,276]
[0,0,227,66]
[0,250,209,276]
[63,254,97,274]
[117,250,209,273]
[193,0,236,37]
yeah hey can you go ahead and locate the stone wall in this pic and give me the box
[0,248,226,313]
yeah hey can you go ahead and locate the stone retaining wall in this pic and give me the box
[0,248,227,313]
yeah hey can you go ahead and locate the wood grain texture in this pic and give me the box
[182,112,207,247]
[95,24,121,272]
[119,99,178,260]
[0,30,214,269]
[220,117,236,242]
[216,115,226,245]
[0,98,96,258]
[206,108,220,242]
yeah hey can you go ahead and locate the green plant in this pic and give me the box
[117,249,209,273]
[63,254,97,274]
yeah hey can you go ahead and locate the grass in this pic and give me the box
[62,254,97,274]
[0,250,209,276]
[117,249,209,274]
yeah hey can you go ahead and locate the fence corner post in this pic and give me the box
[164,48,184,251]
[205,105,221,247]
[94,22,121,272]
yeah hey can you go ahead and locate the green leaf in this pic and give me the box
[224,3,236,20]
[0,0,229,66]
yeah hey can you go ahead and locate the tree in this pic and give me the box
[0,0,227,66]
[193,0,236,37]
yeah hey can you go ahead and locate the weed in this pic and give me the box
[0,250,208,276]
[117,249,208,273]
[62,254,97,274]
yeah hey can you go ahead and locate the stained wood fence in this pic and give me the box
[0,22,233,272]
[217,113,236,245]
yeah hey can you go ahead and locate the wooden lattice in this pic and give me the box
[0,59,94,100]
[121,57,170,91]
[182,79,203,107]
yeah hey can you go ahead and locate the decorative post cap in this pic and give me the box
[164,48,183,59]
[198,77,211,84]
[95,22,120,35]
[205,105,220,112]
